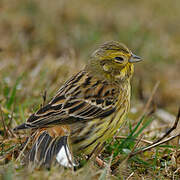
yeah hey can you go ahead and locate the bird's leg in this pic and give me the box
[95,156,107,168]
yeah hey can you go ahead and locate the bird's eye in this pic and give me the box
[114,56,124,62]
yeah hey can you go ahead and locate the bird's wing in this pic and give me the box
[17,70,120,129]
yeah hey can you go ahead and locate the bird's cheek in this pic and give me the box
[103,64,111,72]
[115,68,126,79]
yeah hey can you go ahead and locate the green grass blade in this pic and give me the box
[134,117,154,138]
[119,116,145,148]
[6,76,23,109]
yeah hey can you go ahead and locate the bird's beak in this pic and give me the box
[129,53,142,63]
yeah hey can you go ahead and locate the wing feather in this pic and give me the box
[21,71,119,129]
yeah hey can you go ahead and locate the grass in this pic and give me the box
[0,0,180,179]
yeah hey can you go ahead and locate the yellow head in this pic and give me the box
[89,41,142,81]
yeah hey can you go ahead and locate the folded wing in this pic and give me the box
[14,70,119,131]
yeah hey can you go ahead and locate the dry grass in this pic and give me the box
[0,0,180,179]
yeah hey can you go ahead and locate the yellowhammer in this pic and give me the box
[13,41,142,168]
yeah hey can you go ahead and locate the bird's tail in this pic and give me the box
[27,126,76,168]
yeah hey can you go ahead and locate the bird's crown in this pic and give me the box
[91,41,141,65]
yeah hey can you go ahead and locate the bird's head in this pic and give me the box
[88,41,142,82]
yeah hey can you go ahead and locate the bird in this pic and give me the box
[13,41,142,168]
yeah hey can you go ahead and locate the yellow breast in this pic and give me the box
[71,82,131,156]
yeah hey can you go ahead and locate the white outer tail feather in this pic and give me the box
[56,145,76,167]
